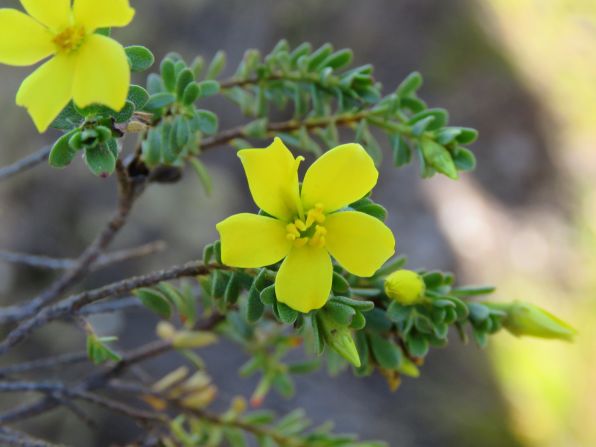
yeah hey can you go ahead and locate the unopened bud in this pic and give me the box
[318,312,361,367]
[499,301,576,342]
[384,270,425,305]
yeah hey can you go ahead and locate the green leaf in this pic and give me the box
[368,332,402,369]
[406,334,429,357]
[144,92,176,112]
[224,272,241,304]
[141,128,161,166]
[396,71,423,97]
[198,80,220,98]
[211,270,229,299]
[386,301,412,324]
[410,108,449,131]
[195,109,219,135]
[243,117,268,138]
[247,286,265,322]
[182,82,200,106]
[206,51,227,79]
[331,272,350,295]
[87,335,121,365]
[176,68,195,100]
[147,73,164,95]
[134,288,171,319]
[288,360,320,374]
[84,144,116,177]
[110,100,135,123]
[350,311,367,330]
[158,283,197,327]
[323,302,356,326]
[189,158,213,195]
[451,285,496,297]
[311,314,325,355]
[276,302,299,324]
[50,102,83,130]
[419,139,458,180]
[452,146,476,172]
[161,58,177,92]
[307,43,333,71]
[330,296,375,312]
[390,135,411,167]
[455,127,479,144]
[259,285,276,305]
[411,116,435,137]
[49,130,79,168]
[127,85,150,110]
[95,27,111,37]
[468,303,491,324]
[320,48,353,69]
[125,45,155,72]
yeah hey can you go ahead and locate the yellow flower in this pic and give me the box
[0,0,135,132]
[216,138,396,313]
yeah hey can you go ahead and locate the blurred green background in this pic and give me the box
[0,0,593,446]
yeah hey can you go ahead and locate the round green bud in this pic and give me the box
[384,270,425,305]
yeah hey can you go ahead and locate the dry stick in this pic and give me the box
[0,261,219,356]
[0,426,61,447]
[0,351,88,378]
[0,161,142,325]
[0,241,167,271]
[0,146,51,183]
[0,315,223,425]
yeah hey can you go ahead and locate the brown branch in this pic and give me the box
[0,241,166,271]
[0,161,144,325]
[0,426,61,447]
[0,315,223,426]
[0,146,51,183]
[198,112,368,153]
[0,351,88,378]
[0,261,220,356]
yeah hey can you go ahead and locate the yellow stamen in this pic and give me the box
[53,25,86,54]
[285,205,328,248]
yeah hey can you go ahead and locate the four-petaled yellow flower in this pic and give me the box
[0,0,135,132]
[216,138,396,313]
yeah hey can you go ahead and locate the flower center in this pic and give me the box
[286,204,327,248]
[53,25,86,53]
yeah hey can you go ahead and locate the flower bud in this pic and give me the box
[318,312,361,367]
[499,301,576,341]
[384,270,425,305]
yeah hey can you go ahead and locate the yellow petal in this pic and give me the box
[16,54,76,132]
[275,246,332,313]
[20,0,71,30]
[216,213,292,268]
[238,138,302,221]
[72,34,129,111]
[0,9,54,66]
[301,143,378,213]
[73,0,135,31]
[325,211,395,277]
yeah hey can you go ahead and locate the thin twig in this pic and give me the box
[198,112,368,153]
[0,315,223,425]
[77,296,143,316]
[0,161,144,325]
[0,426,62,447]
[0,241,166,271]
[0,146,51,183]
[0,261,219,355]
[0,351,88,378]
